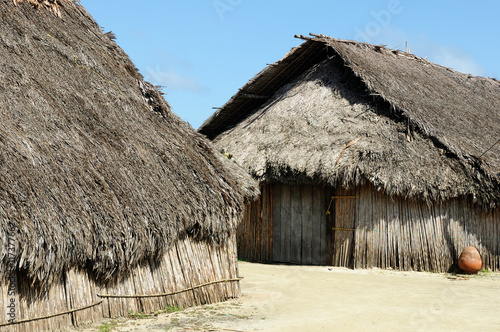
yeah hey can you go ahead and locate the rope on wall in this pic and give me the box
[0,278,243,326]
[0,300,104,327]
[97,277,244,299]
[326,195,357,215]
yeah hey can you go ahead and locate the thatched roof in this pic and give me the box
[0,1,258,287]
[199,34,500,208]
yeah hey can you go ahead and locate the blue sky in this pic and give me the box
[81,0,500,129]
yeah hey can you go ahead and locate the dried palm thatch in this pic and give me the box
[13,0,64,17]
[199,34,500,208]
[0,0,258,290]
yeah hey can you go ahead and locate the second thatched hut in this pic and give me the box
[199,34,500,272]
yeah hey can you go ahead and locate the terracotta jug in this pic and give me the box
[458,246,483,274]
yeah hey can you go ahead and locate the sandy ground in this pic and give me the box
[69,262,500,332]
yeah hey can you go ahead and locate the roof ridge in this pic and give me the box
[296,33,500,85]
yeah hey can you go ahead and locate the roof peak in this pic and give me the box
[295,33,499,82]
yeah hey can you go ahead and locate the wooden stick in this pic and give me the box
[97,278,243,299]
[335,138,361,166]
[0,300,103,327]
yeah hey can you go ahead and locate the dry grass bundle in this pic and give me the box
[12,0,66,17]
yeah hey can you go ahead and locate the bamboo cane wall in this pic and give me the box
[238,183,500,272]
[236,185,273,263]
[353,183,500,271]
[0,236,240,331]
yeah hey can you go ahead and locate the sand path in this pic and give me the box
[70,262,500,331]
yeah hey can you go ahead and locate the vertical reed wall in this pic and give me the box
[237,185,273,262]
[238,183,500,272]
[352,183,500,271]
[0,236,240,332]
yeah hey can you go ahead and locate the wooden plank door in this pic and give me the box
[272,184,330,265]
[331,187,357,267]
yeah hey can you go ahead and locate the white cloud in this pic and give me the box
[418,43,486,76]
[362,27,487,76]
[145,65,208,94]
[155,50,193,71]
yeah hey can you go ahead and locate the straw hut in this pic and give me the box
[0,1,258,331]
[199,34,500,271]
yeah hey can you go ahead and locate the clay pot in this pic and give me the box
[458,246,483,274]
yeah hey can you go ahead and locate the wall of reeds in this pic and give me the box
[0,236,240,332]
[352,183,499,271]
[238,183,500,271]
[237,185,273,263]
